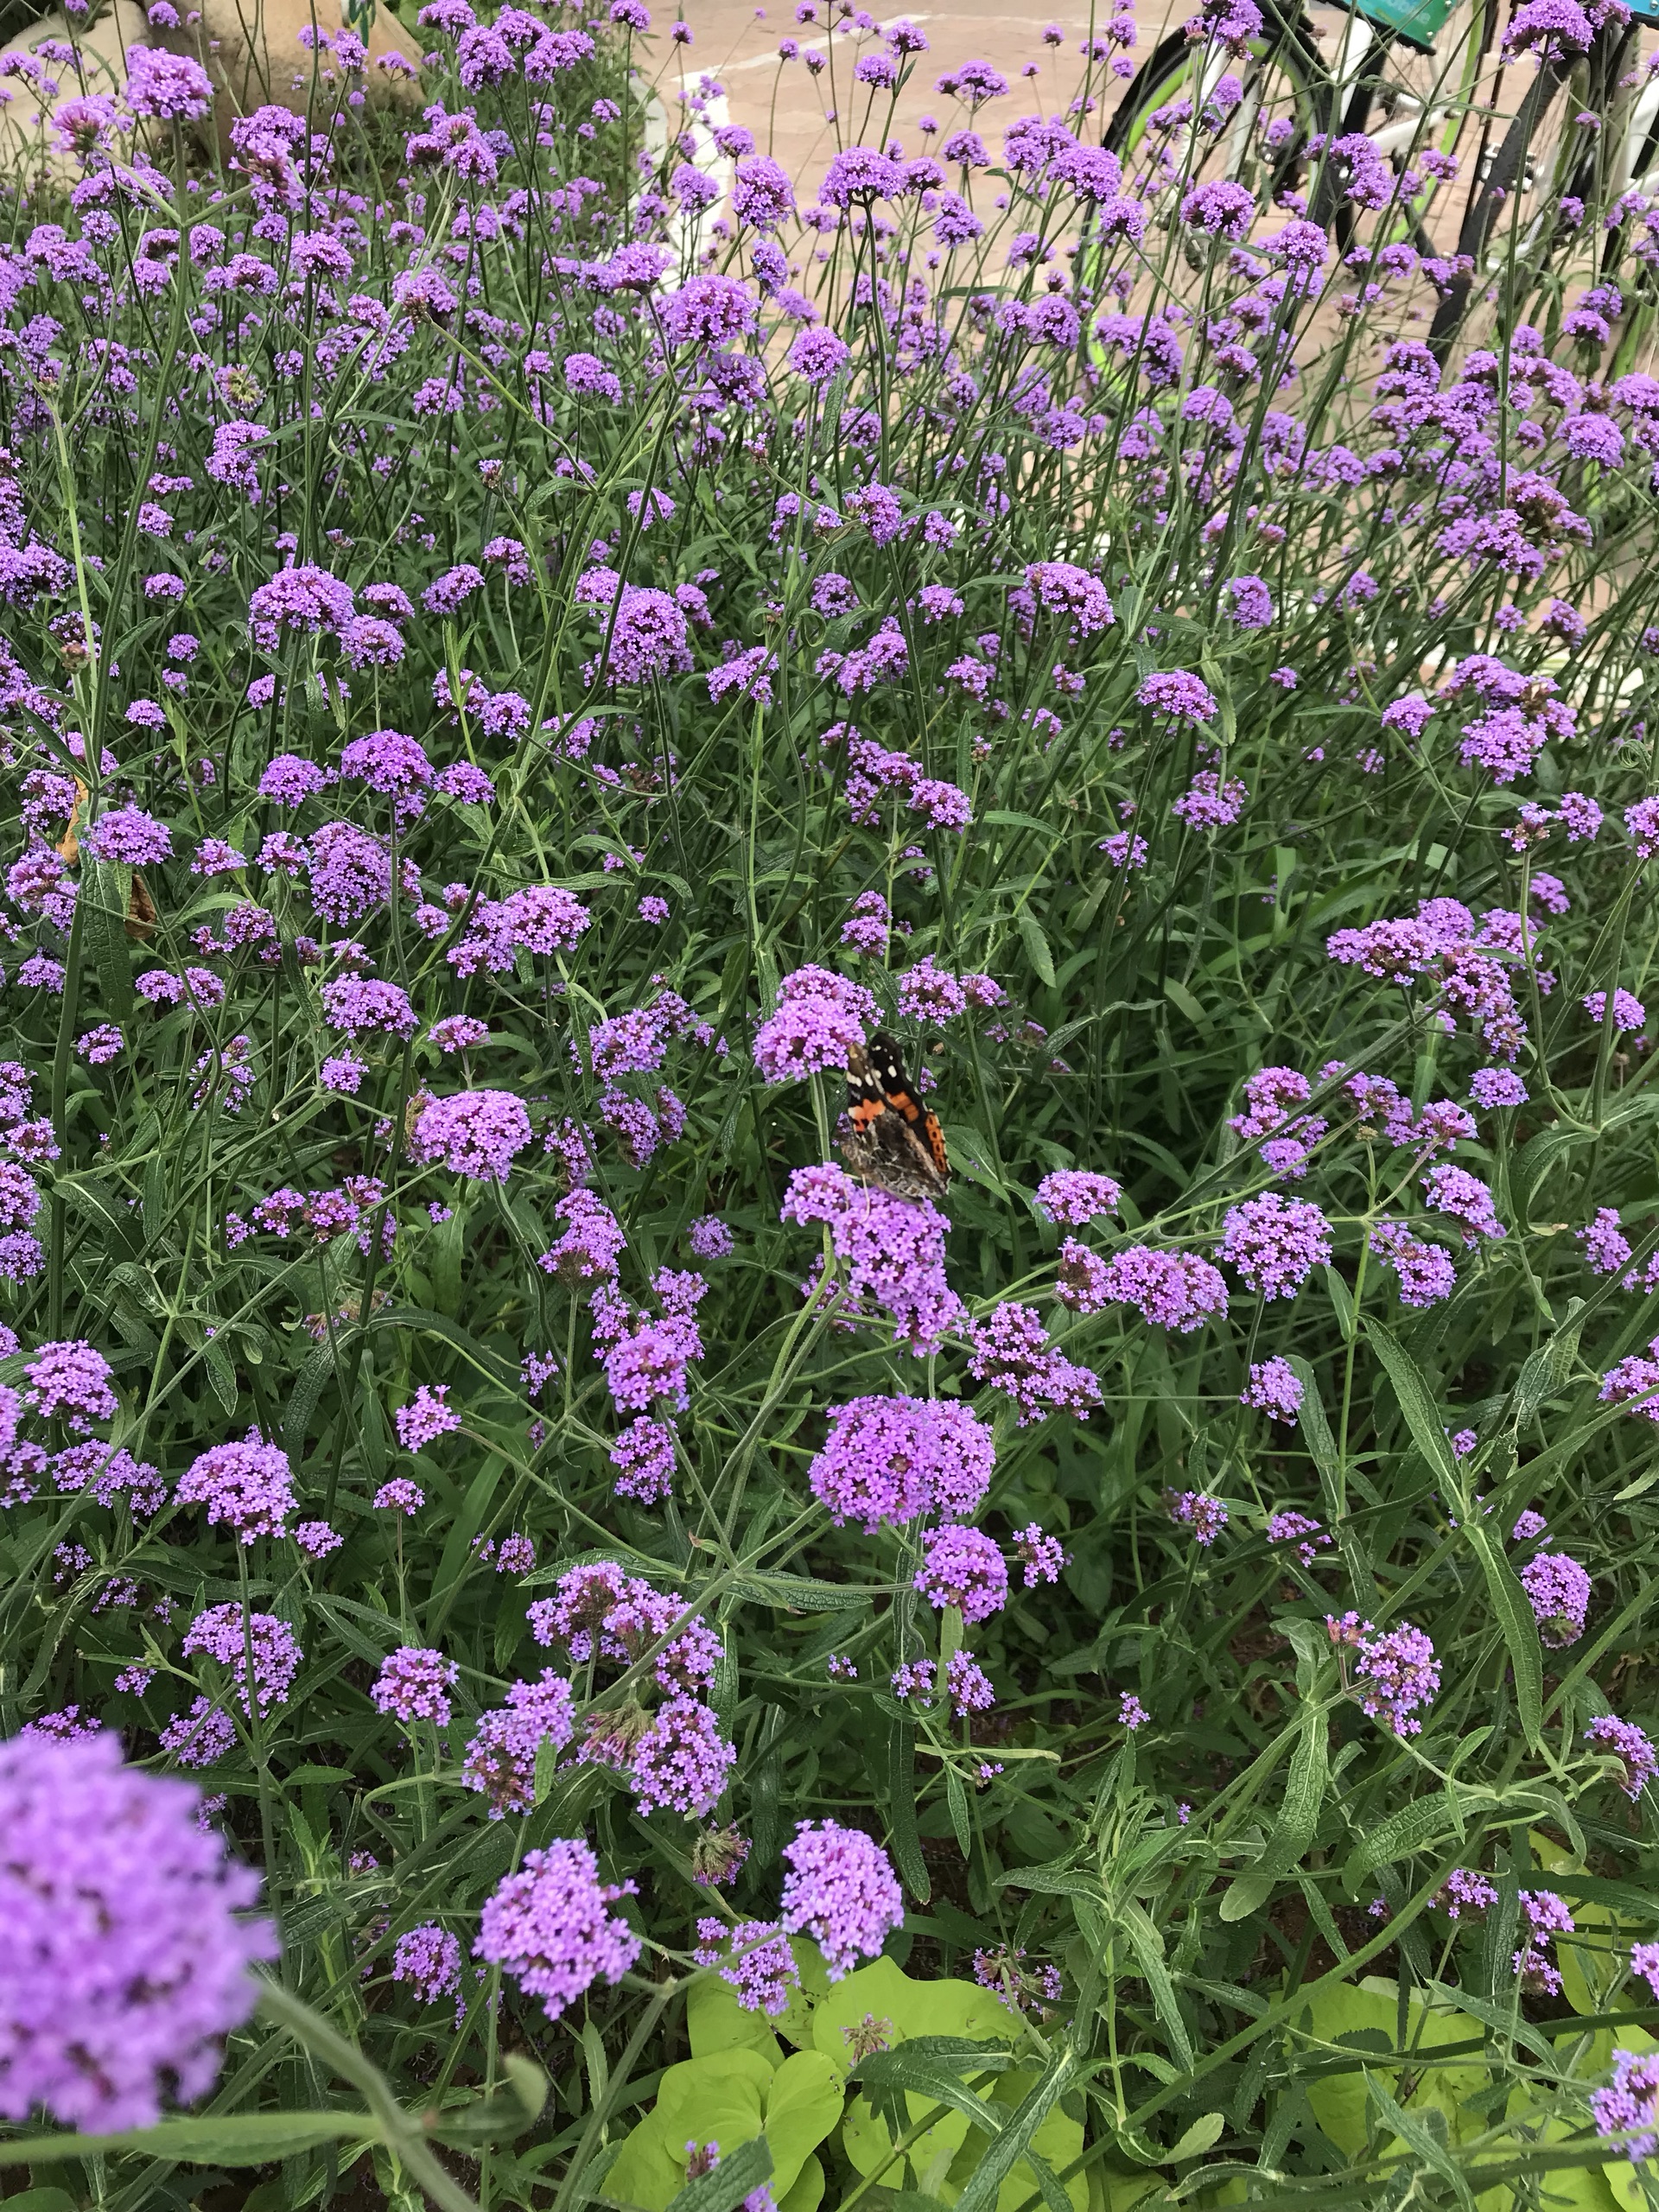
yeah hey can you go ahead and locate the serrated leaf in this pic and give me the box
[1115,1900,1194,2075]
[1341,1789,1466,1890]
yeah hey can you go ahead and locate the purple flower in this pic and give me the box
[914,1525,1007,1622]
[321,977,417,1039]
[1369,1219,1457,1306]
[658,275,759,349]
[1630,1941,1659,2002]
[80,805,172,866]
[177,1432,295,1541]
[1267,1509,1329,1566]
[629,1697,736,1817]
[248,563,354,650]
[259,755,330,807]
[422,564,485,616]
[1519,1551,1591,1646]
[1594,2049,1659,2161]
[1117,1693,1149,1731]
[565,351,624,402]
[429,1015,489,1053]
[181,1604,302,1714]
[296,1520,342,1558]
[732,153,796,231]
[461,1671,575,1818]
[609,1417,677,1503]
[0,1731,276,2129]
[1585,988,1646,1033]
[1034,1169,1122,1226]
[475,1839,640,2019]
[1168,1491,1229,1544]
[695,1918,800,2015]
[944,1649,995,1715]
[753,967,874,1083]
[392,1924,462,2003]
[1586,1713,1657,1798]
[340,729,431,793]
[1421,1163,1505,1243]
[395,1383,461,1450]
[373,1478,424,1516]
[1514,1888,1574,1990]
[779,1820,903,1980]
[1346,1618,1440,1736]
[160,1698,237,1769]
[688,1215,734,1260]
[307,821,390,925]
[789,327,850,384]
[1226,575,1274,629]
[1024,560,1115,636]
[1012,1523,1067,1586]
[968,1301,1102,1423]
[821,145,903,205]
[1173,772,1247,830]
[781,1163,963,1352]
[1470,1067,1528,1108]
[1435,1868,1498,1919]
[1093,1247,1229,1332]
[21,1339,115,1430]
[1220,1193,1332,1300]
[412,1090,533,1180]
[808,1395,995,1529]
[372,1645,459,1727]
[1243,1357,1304,1423]
[125,42,213,115]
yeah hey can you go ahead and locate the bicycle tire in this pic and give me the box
[1427,59,1567,353]
[1103,19,1336,172]
[1429,28,1635,356]
[1096,17,1337,315]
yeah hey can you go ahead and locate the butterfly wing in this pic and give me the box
[840,1033,950,1201]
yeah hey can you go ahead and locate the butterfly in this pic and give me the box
[840,1030,951,1205]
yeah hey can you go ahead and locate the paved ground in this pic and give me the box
[654,0,1144,188]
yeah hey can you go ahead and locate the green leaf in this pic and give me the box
[1464,1520,1544,1750]
[0,2113,378,2168]
[81,857,134,1022]
[664,2134,773,2212]
[1015,910,1056,988]
[1114,1901,1193,2075]
[887,1719,930,1903]
[1341,1789,1467,1891]
[53,1172,143,1264]
[1363,1324,1457,1485]
[760,2050,844,2196]
[1364,2072,1473,2209]
[1167,2113,1226,2162]
[505,2054,548,2122]
[1260,1702,1330,1873]
[949,2047,1077,2212]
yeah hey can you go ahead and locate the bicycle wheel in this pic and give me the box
[1097,19,1336,307]
[1428,26,1636,358]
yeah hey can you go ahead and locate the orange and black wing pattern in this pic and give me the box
[840,1030,950,1205]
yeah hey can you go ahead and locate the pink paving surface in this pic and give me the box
[648,1,1156,191]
